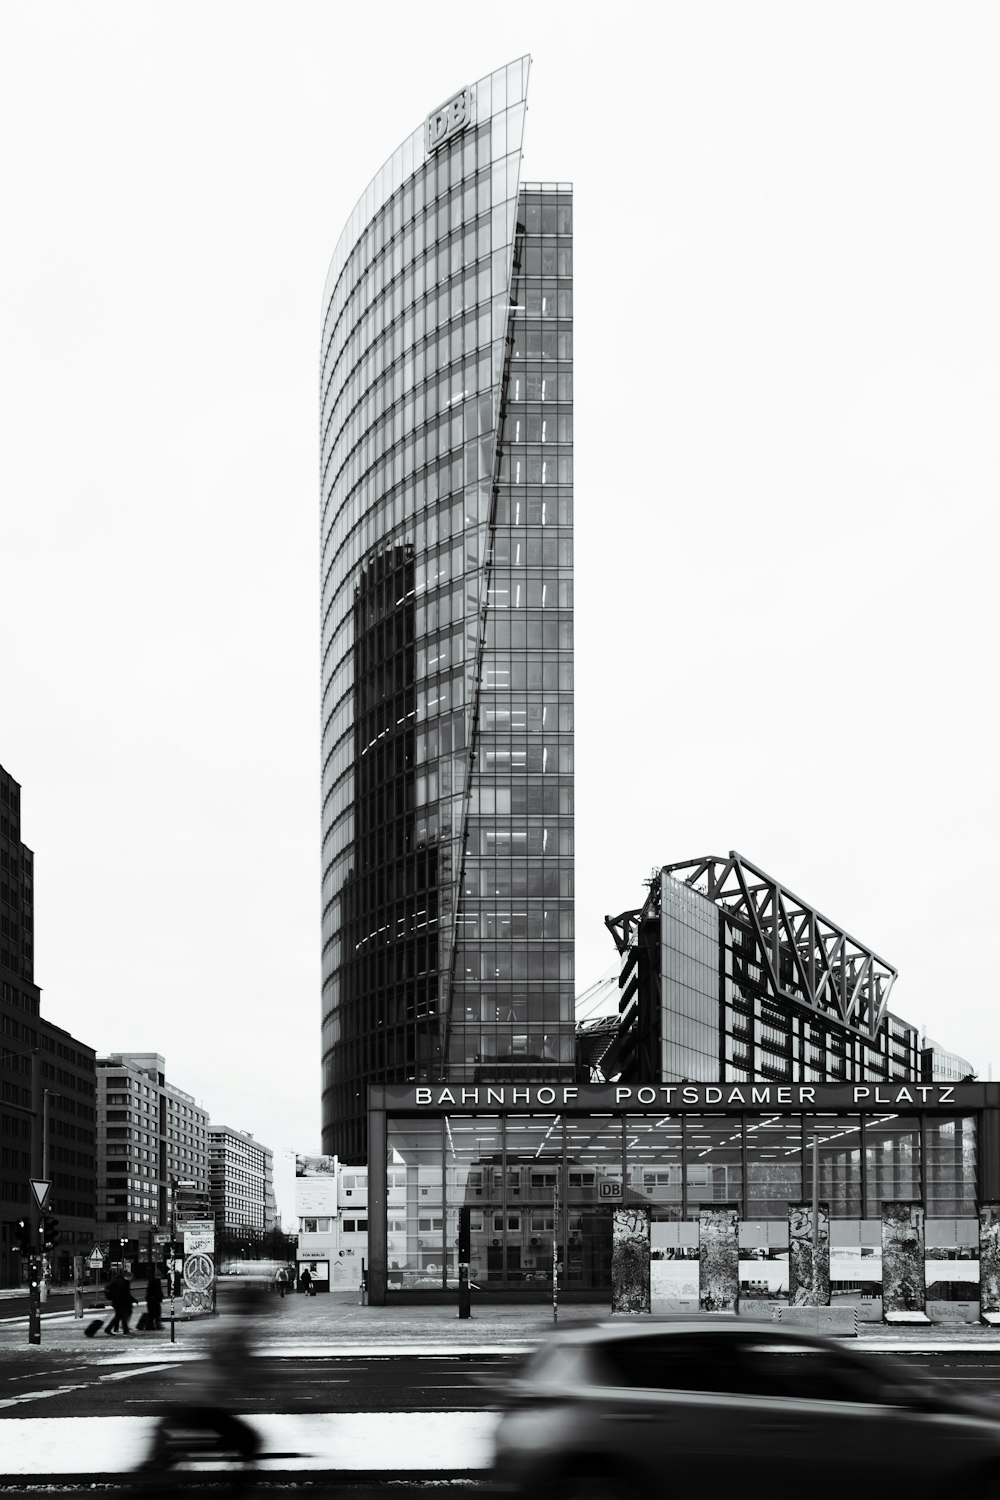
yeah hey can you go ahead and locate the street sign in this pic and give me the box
[153,1231,171,1244]
[183,1227,215,1254]
[88,1248,105,1269]
[29,1180,52,1212]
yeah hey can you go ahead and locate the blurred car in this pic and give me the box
[489,1318,1000,1500]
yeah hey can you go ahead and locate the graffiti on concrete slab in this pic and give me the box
[980,1204,1000,1315]
[788,1202,830,1305]
[699,1206,739,1312]
[882,1202,925,1313]
[612,1206,651,1313]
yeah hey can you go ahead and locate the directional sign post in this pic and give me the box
[87,1247,106,1312]
[26,1180,51,1346]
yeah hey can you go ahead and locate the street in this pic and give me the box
[4,1288,1000,1491]
[0,1349,508,1416]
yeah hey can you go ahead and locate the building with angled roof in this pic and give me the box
[601,853,920,1087]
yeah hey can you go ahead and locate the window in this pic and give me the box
[736,1340,891,1405]
[597,1334,748,1393]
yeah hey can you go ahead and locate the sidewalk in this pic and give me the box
[3,1288,999,1355]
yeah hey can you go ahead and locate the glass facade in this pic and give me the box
[381,1106,981,1293]
[660,879,719,1080]
[321,59,574,1158]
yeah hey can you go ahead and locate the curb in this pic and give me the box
[0,1472,486,1490]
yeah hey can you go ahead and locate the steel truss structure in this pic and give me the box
[663,851,897,1040]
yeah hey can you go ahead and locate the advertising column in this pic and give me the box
[178,1220,215,1315]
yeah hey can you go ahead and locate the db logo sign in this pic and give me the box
[426,88,471,153]
[599,1181,623,1200]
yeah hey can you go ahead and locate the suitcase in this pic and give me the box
[84,1318,105,1338]
[136,1311,150,1331]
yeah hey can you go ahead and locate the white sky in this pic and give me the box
[2,3,998,1209]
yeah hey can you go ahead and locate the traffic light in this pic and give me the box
[43,1216,59,1248]
[13,1218,30,1255]
[28,1259,42,1294]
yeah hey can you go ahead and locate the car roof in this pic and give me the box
[531,1318,846,1350]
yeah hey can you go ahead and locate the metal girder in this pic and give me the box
[661,851,897,1040]
[574,1015,622,1084]
[604,908,644,957]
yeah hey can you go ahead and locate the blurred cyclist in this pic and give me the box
[133,1285,267,1489]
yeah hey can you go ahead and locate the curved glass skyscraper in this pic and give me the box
[320,58,574,1158]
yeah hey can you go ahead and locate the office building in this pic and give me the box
[922,1037,975,1084]
[1,764,96,1287]
[36,1019,97,1280]
[320,58,575,1158]
[601,853,927,1087]
[95,1052,209,1261]
[208,1125,274,1247]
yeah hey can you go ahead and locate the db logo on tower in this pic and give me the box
[426,88,471,153]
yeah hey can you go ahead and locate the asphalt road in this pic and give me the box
[2,1349,1000,1420]
[0,1351,510,1418]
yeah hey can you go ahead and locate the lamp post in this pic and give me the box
[40,1090,65,1302]
[811,1134,819,1302]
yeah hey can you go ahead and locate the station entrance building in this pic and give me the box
[367,1080,1000,1319]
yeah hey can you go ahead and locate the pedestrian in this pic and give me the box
[274,1266,288,1298]
[105,1272,137,1335]
[145,1272,164,1330]
[299,1267,312,1296]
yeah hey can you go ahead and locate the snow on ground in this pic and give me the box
[0,1411,499,1474]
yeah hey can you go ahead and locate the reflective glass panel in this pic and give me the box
[805,1114,862,1218]
[685,1114,742,1211]
[865,1113,921,1215]
[625,1114,682,1215]
[745,1114,803,1218]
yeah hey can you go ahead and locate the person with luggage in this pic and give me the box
[144,1272,164,1330]
[105,1271,137,1335]
[273,1266,289,1298]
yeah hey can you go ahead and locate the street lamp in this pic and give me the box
[40,1090,65,1302]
